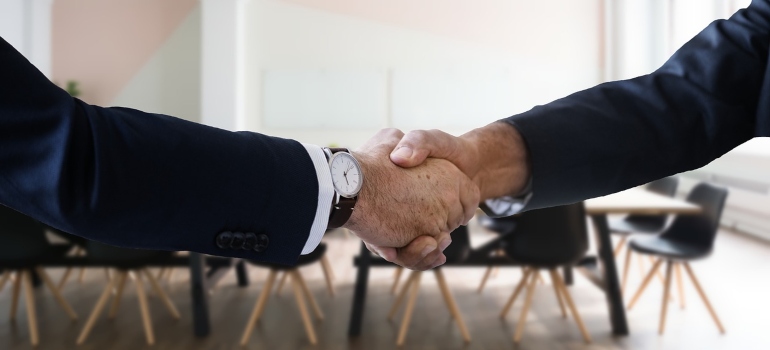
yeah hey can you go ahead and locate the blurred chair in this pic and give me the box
[45,228,89,290]
[240,243,330,346]
[76,241,179,345]
[475,214,518,293]
[499,202,592,344]
[388,226,471,346]
[0,205,78,346]
[626,183,727,335]
[610,177,678,292]
[274,231,336,298]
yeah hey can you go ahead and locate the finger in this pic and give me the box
[389,235,440,268]
[458,175,481,226]
[390,129,462,168]
[446,192,466,232]
[365,242,396,262]
[430,253,448,269]
[360,128,405,151]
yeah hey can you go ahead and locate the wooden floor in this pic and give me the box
[2,222,770,350]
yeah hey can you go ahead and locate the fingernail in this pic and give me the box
[439,238,452,252]
[421,244,437,258]
[392,147,413,160]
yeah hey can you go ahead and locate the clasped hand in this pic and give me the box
[343,124,529,271]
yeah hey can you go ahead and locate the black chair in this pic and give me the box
[499,202,592,344]
[0,205,78,346]
[610,177,679,254]
[476,214,517,292]
[388,226,472,346]
[626,183,727,335]
[240,243,331,346]
[76,241,179,345]
[610,177,679,295]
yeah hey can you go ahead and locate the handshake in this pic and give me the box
[341,122,530,271]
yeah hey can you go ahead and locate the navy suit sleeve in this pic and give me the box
[0,37,318,265]
[506,0,770,210]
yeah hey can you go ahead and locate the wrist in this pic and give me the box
[461,122,530,200]
[342,151,372,230]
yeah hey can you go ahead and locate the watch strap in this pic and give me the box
[328,196,355,229]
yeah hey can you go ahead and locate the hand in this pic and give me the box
[344,129,480,270]
[389,122,531,200]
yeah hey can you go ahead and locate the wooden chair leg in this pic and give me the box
[35,267,78,320]
[683,262,725,333]
[675,263,685,309]
[477,266,493,293]
[134,272,155,345]
[659,260,674,335]
[391,267,404,294]
[156,268,166,280]
[166,268,176,284]
[0,270,9,292]
[290,270,317,345]
[627,258,664,310]
[320,257,336,297]
[22,270,39,346]
[491,267,500,278]
[275,271,288,296]
[550,269,591,343]
[434,269,470,343]
[549,270,567,318]
[240,270,277,346]
[142,269,180,319]
[10,271,21,321]
[513,269,539,343]
[57,267,73,291]
[389,270,417,320]
[622,247,633,295]
[108,271,128,319]
[614,236,627,257]
[322,255,335,281]
[293,270,324,320]
[500,268,532,319]
[78,267,86,283]
[77,276,117,345]
[396,271,421,347]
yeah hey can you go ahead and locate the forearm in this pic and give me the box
[460,122,530,200]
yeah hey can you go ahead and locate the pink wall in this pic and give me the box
[52,0,197,105]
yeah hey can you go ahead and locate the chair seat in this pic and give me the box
[629,236,711,260]
[248,243,326,270]
[608,216,664,235]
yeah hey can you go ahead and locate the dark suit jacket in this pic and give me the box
[507,0,770,211]
[0,37,318,265]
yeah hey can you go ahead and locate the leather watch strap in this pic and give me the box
[328,196,355,229]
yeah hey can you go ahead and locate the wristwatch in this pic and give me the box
[323,147,364,228]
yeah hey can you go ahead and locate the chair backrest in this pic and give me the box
[504,202,588,267]
[624,177,680,227]
[443,225,471,264]
[661,183,728,249]
[646,177,679,197]
[0,204,50,263]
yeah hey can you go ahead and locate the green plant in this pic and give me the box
[65,80,81,97]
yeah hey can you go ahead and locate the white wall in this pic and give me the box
[112,6,201,123]
[242,0,603,148]
[0,0,52,77]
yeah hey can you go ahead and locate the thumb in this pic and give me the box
[389,129,461,168]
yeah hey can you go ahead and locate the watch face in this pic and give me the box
[329,152,363,198]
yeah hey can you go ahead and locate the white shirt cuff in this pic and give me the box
[300,144,335,254]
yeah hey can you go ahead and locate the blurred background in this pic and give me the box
[2,0,770,349]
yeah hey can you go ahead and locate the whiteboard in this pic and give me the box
[263,69,386,129]
[391,67,516,129]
